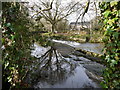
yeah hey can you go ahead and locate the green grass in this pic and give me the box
[33,30,104,44]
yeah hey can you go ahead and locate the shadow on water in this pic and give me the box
[25,43,102,88]
[26,45,78,88]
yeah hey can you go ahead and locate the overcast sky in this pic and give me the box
[21,0,100,22]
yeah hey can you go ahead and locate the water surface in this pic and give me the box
[26,42,104,88]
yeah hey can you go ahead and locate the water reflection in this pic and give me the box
[27,45,78,88]
[25,43,102,88]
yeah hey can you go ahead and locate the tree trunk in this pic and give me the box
[51,23,57,33]
[86,29,91,42]
[52,24,55,32]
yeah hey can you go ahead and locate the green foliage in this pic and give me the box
[2,2,34,88]
[99,1,120,88]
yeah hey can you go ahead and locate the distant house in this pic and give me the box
[70,22,91,30]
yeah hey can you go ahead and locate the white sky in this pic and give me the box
[21,0,100,22]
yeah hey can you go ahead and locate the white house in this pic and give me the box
[70,21,91,30]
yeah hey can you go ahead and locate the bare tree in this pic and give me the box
[31,0,82,33]
[71,0,101,42]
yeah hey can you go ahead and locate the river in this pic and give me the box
[25,40,105,88]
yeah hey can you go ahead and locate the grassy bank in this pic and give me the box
[32,29,104,48]
[39,30,104,43]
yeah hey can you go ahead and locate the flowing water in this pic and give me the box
[52,39,104,54]
[26,40,105,88]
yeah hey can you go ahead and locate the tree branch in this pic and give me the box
[56,2,80,22]
[31,0,54,18]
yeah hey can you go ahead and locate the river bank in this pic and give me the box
[37,30,104,43]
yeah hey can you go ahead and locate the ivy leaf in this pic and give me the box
[6,23,11,27]
[104,28,113,36]
[111,59,118,65]
[115,56,119,60]
[11,35,15,41]
[116,10,120,17]
[104,19,108,24]
[5,61,9,69]
[110,1,118,7]
[113,32,119,39]
[7,76,12,82]
[108,19,115,25]
[2,38,5,44]
[100,82,108,88]
[113,80,119,86]
[103,10,111,18]
[113,18,118,21]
